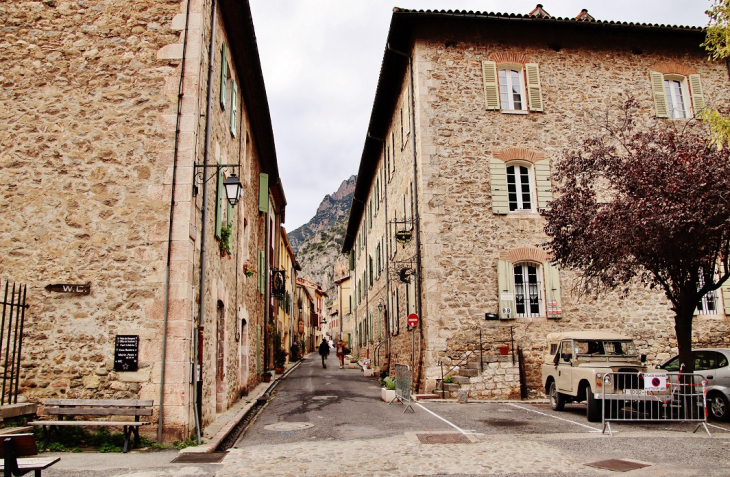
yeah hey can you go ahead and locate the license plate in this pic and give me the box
[623,389,646,395]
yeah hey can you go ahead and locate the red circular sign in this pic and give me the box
[407,313,419,327]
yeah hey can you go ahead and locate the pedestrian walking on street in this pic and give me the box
[318,338,330,368]
[336,339,347,368]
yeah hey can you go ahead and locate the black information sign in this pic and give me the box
[114,335,139,372]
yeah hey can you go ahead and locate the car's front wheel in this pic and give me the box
[549,381,565,411]
[708,392,730,422]
[586,387,604,422]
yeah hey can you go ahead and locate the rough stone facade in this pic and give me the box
[345,9,730,399]
[0,0,282,442]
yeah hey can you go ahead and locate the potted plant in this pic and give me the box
[243,258,257,277]
[219,223,232,259]
[274,348,288,373]
[381,375,396,402]
[262,370,273,383]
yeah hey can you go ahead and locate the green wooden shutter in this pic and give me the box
[482,60,500,110]
[230,78,238,136]
[490,159,509,215]
[258,173,269,213]
[227,201,234,227]
[497,259,515,320]
[534,159,552,212]
[220,43,228,109]
[650,71,669,118]
[255,325,260,374]
[543,262,563,319]
[525,63,544,112]
[688,74,705,115]
[215,161,223,239]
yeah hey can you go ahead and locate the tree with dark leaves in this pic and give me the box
[544,99,730,374]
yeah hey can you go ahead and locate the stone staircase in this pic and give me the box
[434,354,516,399]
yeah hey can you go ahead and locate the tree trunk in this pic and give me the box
[674,305,695,375]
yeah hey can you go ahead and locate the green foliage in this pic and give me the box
[173,437,200,450]
[382,376,396,390]
[219,223,232,257]
[703,0,730,60]
[34,425,159,453]
[703,1,730,149]
[443,376,453,384]
[46,442,67,452]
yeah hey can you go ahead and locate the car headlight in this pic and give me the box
[604,374,612,386]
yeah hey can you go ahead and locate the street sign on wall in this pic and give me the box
[407,313,419,327]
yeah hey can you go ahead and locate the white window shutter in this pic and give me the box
[525,63,544,112]
[543,262,562,319]
[230,79,238,136]
[497,260,515,320]
[490,159,509,214]
[650,71,668,118]
[534,159,552,212]
[688,74,706,115]
[482,60,500,110]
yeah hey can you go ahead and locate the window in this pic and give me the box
[650,70,705,119]
[697,268,719,315]
[497,256,562,319]
[513,263,541,317]
[506,164,533,212]
[220,43,229,110]
[499,69,524,111]
[482,61,543,112]
[490,156,551,215]
[664,79,686,119]
[230,79,238,136]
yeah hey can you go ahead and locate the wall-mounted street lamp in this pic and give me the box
[193,164,242,206]
[377,299,384,314]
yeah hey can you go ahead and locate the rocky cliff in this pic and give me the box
[289,176,355,304]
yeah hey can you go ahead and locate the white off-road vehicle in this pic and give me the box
[541,331,651,422]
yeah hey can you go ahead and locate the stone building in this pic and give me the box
[0,0,285,442]
[341,5,730,398]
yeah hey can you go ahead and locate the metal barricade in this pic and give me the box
[601,371,710,436]
[390,364,414,413]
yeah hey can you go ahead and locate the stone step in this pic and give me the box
[414,393,440,400]
[443,382,460,392]
[452,376,470,385]
[458,368,479,377]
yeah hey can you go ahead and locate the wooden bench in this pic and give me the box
[28,399,153,453]
[0,434,60,476]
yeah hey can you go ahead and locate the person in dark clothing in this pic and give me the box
[290,340,300,362]
[318,338,330,368]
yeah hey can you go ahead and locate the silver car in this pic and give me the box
[655,348,730,421]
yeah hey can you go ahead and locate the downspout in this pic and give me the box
[264,210,270,371]
[194,0,217,445]
[158,0,193,444]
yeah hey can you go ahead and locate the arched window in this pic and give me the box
[506,163,534,212]
[513,262,542,317]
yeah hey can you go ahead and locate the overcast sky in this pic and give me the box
[249,0,711,230]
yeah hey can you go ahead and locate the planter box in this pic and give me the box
[381,388,396,402]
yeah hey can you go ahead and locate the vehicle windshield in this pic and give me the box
[574,340,637,357]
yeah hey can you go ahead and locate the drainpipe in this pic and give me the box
[194,0,217,446]
[264,211,270,371]
[158,0,193,444]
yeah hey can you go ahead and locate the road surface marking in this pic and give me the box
[509,403,602,432]
[415,402,471,436]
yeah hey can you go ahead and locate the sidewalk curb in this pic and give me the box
[180,360,303,454]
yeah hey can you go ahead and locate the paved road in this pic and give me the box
[42,354,730,475]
